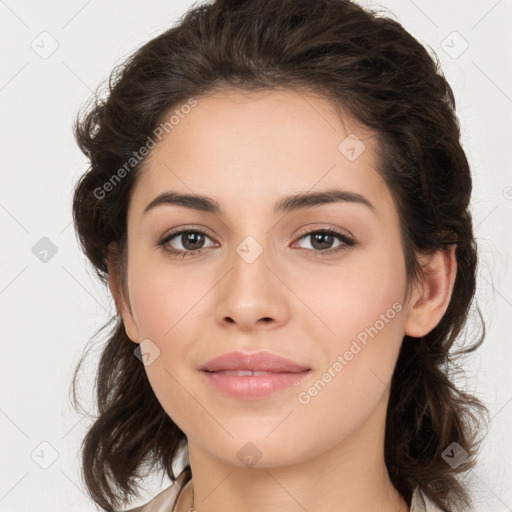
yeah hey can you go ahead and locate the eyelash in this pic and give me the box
[157,226,356,259]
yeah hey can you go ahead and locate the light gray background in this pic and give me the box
[1,0,511,510]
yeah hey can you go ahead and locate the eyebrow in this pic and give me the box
[143,188,375,216]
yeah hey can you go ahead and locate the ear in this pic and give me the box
[106,251,140,344]
[404,246,457,338]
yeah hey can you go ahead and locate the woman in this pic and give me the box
[71,0,488,511]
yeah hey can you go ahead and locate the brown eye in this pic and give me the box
[157,226,355,259]
[158,229,216,258]
[295,228,355,254]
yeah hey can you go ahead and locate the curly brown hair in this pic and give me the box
[71,0,488,510]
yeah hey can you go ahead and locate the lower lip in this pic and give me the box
[201,370,311,400]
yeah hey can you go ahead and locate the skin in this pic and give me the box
[108,88,456,512]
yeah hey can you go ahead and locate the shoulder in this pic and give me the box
[123,475,187,512]
[410,487,445,512]
[410,487,475,512]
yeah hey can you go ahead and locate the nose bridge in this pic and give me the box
[227,210,274,272]
[230,230,274,296]
[215,225,289,329]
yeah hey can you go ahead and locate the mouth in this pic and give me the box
[198,350,311,374]
[198,350,311,399]
[200,368,311,400]
[203,369,308,376]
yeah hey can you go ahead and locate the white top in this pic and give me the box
[125,472,444,512]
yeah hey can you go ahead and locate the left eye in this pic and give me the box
[295,229,354,252]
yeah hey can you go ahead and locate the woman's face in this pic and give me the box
[116,88,416,469]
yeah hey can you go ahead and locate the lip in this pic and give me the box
[198,351,311,373]
[199,351,311,400]
[201,370,311,400]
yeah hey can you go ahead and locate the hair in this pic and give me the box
[71,0,488,510]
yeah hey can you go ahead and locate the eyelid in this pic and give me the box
[294,224,355,241]
[158,225,219,249]
[159,224,218,241]
[291,225,356,256]
[158,224,356,258]
[159,224,353,242]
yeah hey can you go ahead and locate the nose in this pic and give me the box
[214,238,290,332]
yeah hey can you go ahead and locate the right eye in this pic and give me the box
[158,228,217,258]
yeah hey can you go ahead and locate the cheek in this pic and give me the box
[127,253,213,340]
[291,247,407,417]
[336,250,407,376]
[293,242,407,349]
[126,256,217,426]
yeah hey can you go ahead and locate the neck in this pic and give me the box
[182,397,409,512]
[184,467,408,512]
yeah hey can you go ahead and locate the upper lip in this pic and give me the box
[199,351,311,373]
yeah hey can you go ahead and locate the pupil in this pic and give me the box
[312,233,333,250]
[179,232,334,251]
[183,232,204,250]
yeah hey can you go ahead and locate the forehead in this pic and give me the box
[129,88,393,219]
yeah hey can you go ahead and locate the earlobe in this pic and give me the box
[106,253,140,344]
[404,246,457,338]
